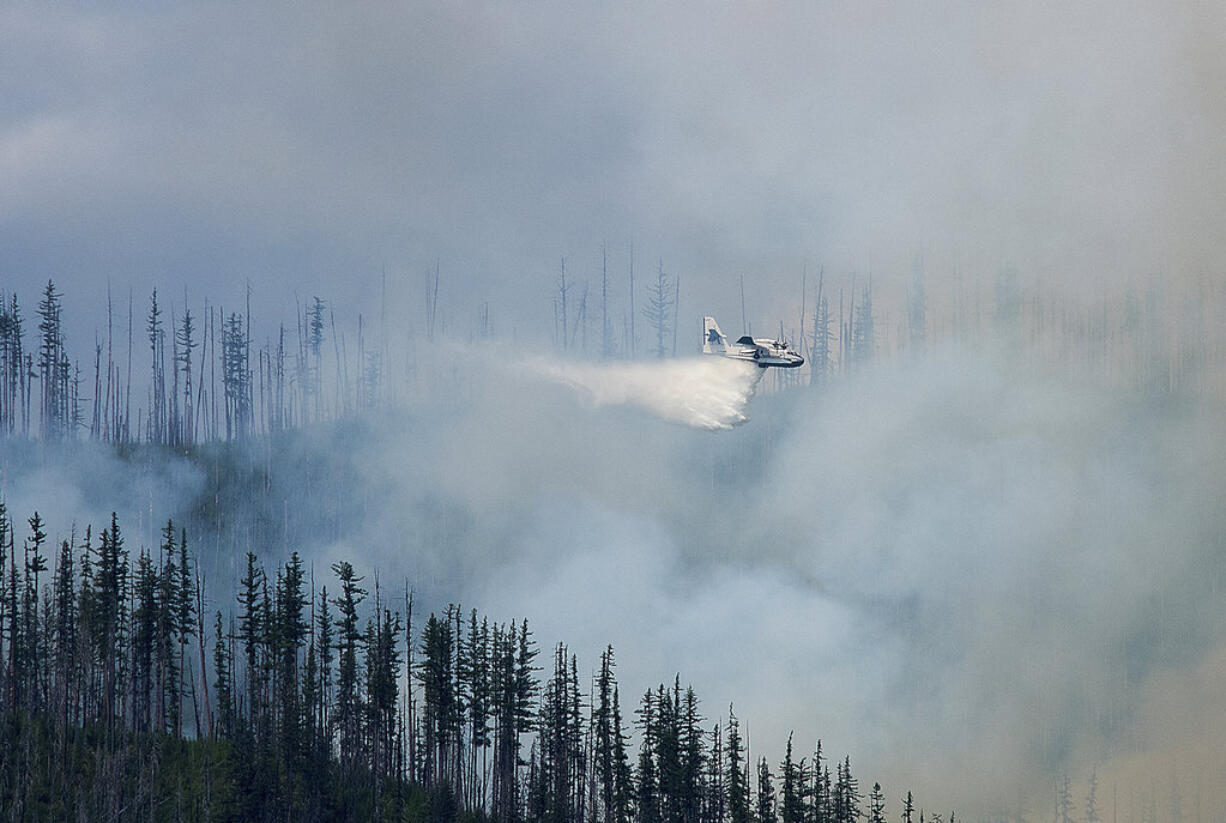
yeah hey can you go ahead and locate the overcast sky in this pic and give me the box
[4,6,1226,815]
[5,1,1226,343]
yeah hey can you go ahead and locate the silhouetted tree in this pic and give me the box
[36,281,69,439]
[869,782,886,823]
[726,707,749,823]
[644,260,674,359]
[333,560,368,771]
[757,757,778,823]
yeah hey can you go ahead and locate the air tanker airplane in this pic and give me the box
[702,316,805,368]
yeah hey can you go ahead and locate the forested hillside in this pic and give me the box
[2,268,1222,448]
[0,507,931,823]
[3,272,1223,822]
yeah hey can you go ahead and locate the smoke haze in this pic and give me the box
[5,0,1226,818]
[3,344,1223,818]
[6,1,1226,330]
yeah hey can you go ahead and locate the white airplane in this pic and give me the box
[702,316,805,368]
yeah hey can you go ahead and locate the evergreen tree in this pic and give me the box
[637,690,661,823]
[155,520,181,733]
[0,507,961,823]
[611,685,633,823]
[420,611,457,787]
[275,552,308,772]
[366,604,402,810]
[704,722,725,823]
[131,545,157,730]
[23,512,48,711]
[213,610,234,738]
[810,294,834,387]
[307,296,326,420]
[594,646,619,823]
[812,740,829,823]
[36,281,67,439]
[868,783,885,823]
[222,311,250,439]
[833,757,861,823]
[51,535,76,731]
[679,684,705,823]
[538,643,584,823]
[781,734,806,823]
[0,295,25,434]
[465,609,492,807]
[174,526,194,736]
[3,503,23,715]
[94,512,127,728]
[643,260,674,359]
[314,584,334,741]
[237,551,265,722]
[757,757,777,823]
[332,560,368,771]
[147,288,166,443]
[726,707,749,823]
[175,307,196,446]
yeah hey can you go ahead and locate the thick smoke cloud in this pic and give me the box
[0,440,206,551]
[9,346,1221,817]
[4,0,1226,818]
[5,1,1226,332]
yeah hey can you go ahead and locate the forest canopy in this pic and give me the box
[0,506,926,823]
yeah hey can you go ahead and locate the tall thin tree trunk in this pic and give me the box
[125,290,133,443]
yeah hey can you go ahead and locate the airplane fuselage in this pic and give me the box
[702,317,804,368]
[723,336,805,368]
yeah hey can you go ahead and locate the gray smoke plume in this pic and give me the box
[1,333,1223,819]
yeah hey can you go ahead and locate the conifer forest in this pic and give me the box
[6,4,1226,822]
[0,271,1223,822]
[0,502,916,823]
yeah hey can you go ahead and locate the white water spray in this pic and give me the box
[525,356,763,430]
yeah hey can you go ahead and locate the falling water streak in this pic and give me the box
[524,356,764,430]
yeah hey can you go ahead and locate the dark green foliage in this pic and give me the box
[757,757,777,823]
[0,294,26,435]
[222,311,251,440]
[833,756,862,823]
[36,281,71,440]
[0,509,941,823]
[594,646,631,823]
[780,734,806,823]
[726,708,749,823]
[332,560,367,771]
[534,644,585,823]
[869,782,885,823]
[213,610,234,738]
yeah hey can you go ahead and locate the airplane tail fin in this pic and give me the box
[702,316,727,355]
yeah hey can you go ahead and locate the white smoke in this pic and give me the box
[4,337,1224,820]
[522,355,764,430]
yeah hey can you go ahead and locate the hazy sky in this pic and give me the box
[3,4,1226,818]
[5,1,1226,340]
[3,342,1224,819]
